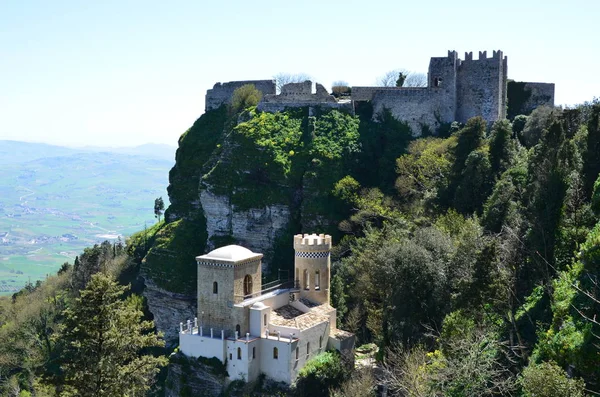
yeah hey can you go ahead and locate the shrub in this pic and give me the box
[295,351,349,397]
[230,84,262,113]
[520,361,586,397]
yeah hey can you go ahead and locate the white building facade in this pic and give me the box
[179,233,355,384]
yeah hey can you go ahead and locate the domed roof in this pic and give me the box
[202,245,259,262]
[251,302,267,309]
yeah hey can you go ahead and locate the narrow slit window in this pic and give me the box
[296,347,299,360]
[303,269,309,290]
[264,314,267,326]
[315,270,320,290]
[273,347,279,359]
[253,347,256,359]
[213,281,218,294]
[243,275,253,296]
[237,347,242,360]
[306,342,310,356]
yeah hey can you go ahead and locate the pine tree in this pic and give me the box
[153,197,165,222]
[59,273,167,397]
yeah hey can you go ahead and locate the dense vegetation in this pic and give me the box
[0,242,168,396]
[1,80,599,396]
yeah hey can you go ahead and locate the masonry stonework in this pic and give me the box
[180,234,355,385]
[205,80,276,111]
[203,50,554,135]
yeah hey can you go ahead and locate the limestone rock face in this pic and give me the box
[142,276,196,347]
[165,354,225,397]
[200,188,290,255]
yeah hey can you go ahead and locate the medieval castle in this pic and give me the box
[179,234,354,384]
[204,50,554,133]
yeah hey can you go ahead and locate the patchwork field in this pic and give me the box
[0,143,174,294]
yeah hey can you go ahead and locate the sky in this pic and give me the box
[1,0,598,147]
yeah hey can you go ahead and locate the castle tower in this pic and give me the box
[293,233,332,305]
[427,50,459,119]
[196,245,263,333]
[456,49,508,123]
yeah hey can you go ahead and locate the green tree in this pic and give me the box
[59,273,167,397]
[153,196,165,222]
[295,351,349,397]
[488,119,516,177]
[230,83,262,113]
[584,103,600,197]
[521,362,586,397]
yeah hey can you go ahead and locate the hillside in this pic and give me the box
[1,93,599,396]
[0,143,174,293]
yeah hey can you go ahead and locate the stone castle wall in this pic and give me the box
[205,80,276,111]
[202,50,553,134]
[520,82,555,114]
[456,50,507,123]
[371,88,453,135]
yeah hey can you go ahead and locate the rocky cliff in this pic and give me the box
[138,105,362,345]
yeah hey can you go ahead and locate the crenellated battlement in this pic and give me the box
[293,233,332,251]
[203,49,553,135]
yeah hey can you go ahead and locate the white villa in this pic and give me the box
[179,233,355,384]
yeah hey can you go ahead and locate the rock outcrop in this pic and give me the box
[143,276,196,347]
[200,189,290,253]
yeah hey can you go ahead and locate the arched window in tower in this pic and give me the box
[296,346,299,360]
[319,336,323,350]
[213,281,218,294]
[303,269,309,290]
[306,342,310,356]
[273,347,279,359]
[253,346,256,359]
[237,347,242,360]
[263,314,267,326]
[315,270,320,290]
[243,275,253,296]
[236,324,241,336]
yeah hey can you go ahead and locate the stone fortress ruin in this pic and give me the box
[205,50,554,134]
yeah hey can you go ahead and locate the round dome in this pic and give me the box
[251,302,267,309]
[205,245,256,261]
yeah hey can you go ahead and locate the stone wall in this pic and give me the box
[521,82,555,114]
[205,80,276,111]
[256,81,352,114]
[371,88,453,135]
[456,50,507,123]
[351,86,399,101]
[197,262,236,332]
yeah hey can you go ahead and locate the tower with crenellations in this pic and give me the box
[293,233,332,305]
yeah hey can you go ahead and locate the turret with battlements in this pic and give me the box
[293,233,332,305]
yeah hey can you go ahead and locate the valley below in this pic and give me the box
[0,141,174,293]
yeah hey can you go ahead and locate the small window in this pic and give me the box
[236,324,240,336]
[253,346,256,359]
[307,342,310,356]
[296,347,299,360]
[244,275,253,296]
[213,281,218,294]
[273,347,279,359]
[315,270,320,290]
[264,314,267,326]
[303,269,310,290]
[319,336,323,349]
[237,347,242,360]
[229,353,232,360]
